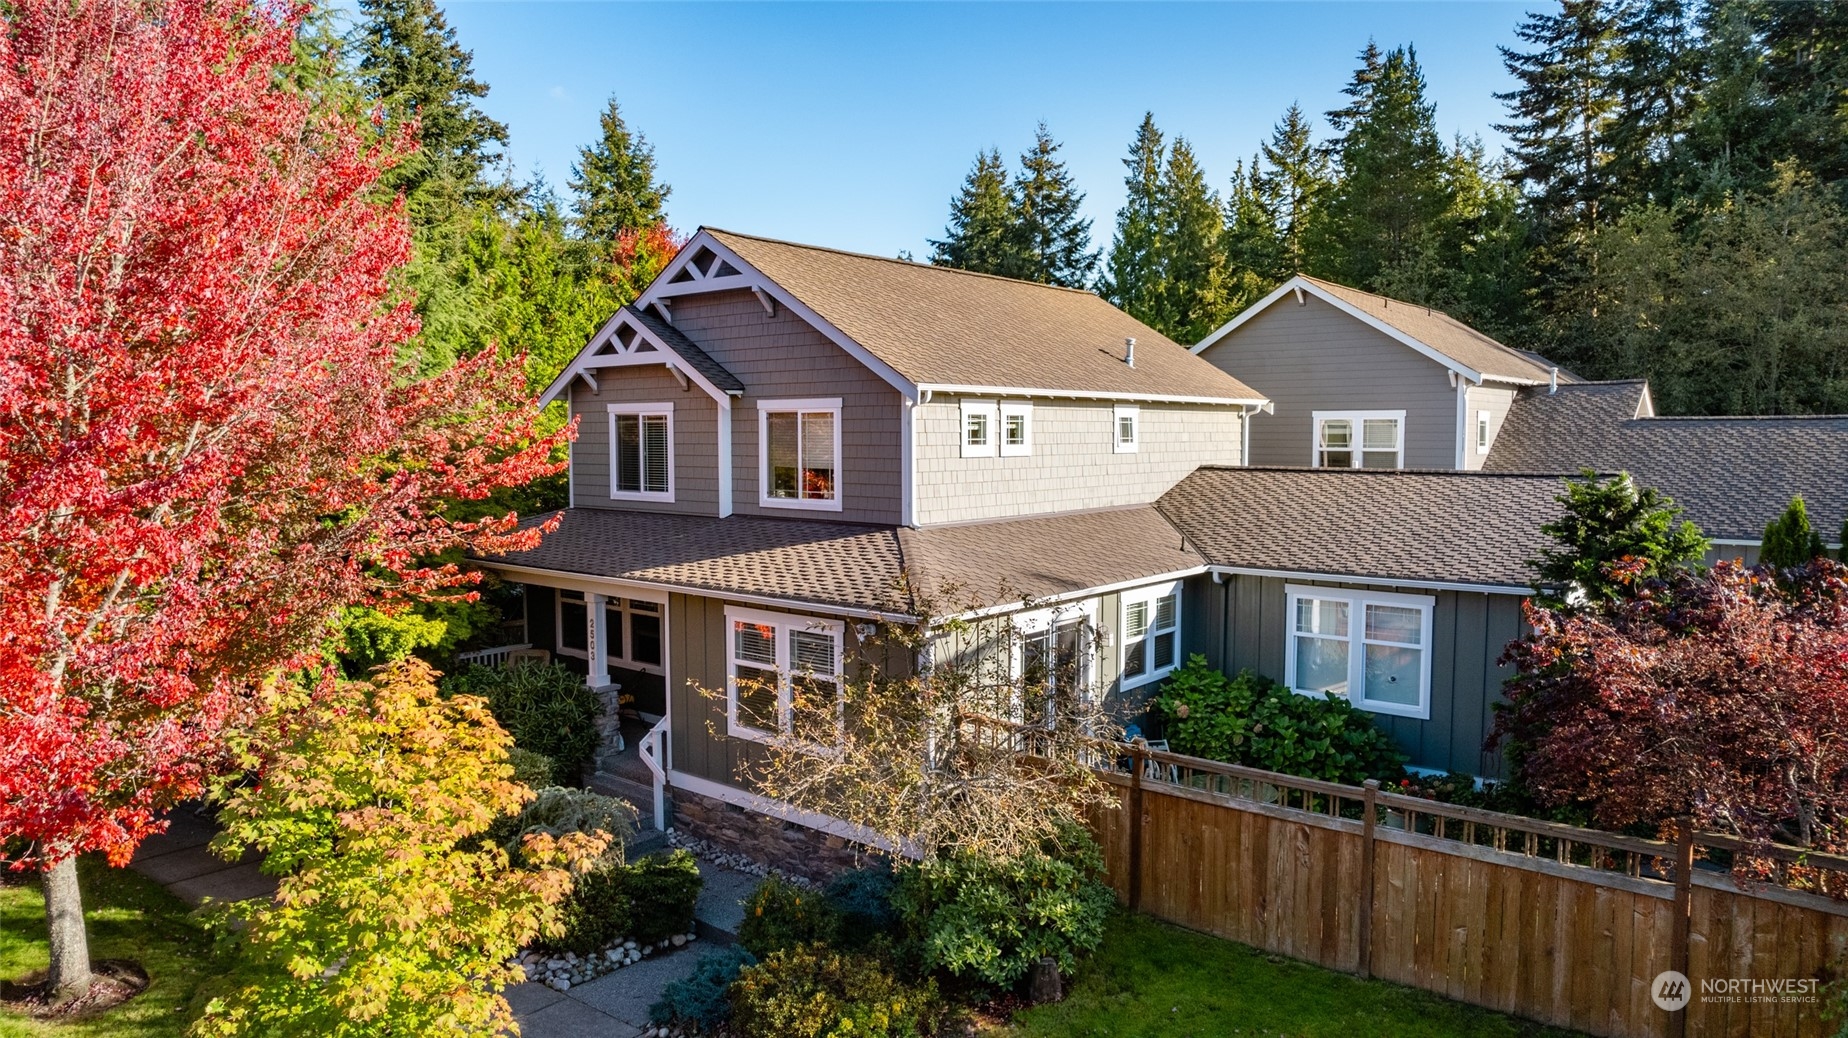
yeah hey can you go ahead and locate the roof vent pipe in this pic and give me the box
[1549,367,1558,394]
[1125,337,1136,368]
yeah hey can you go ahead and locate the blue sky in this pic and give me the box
[426,2,1534,258]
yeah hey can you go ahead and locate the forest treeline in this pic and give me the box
[931,1,1848,418]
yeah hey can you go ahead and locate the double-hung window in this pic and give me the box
[1285,585,1433,719]
[1121,582,1181,687]
[960,399,996,457]
[759,399,841,510]
[1000,402,1033,457]
[1312,410,1404,469]
[608,403,673,500]
[725,607,845,745]
[1113,404,1140,453]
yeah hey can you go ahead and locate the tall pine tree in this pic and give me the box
[1099,113,1167,323]
[1256,103,1331,274]
[569,97,670,249]
[1221,156,1286,313]
[1153,137,1231,343]
[1607,0,1699,206]
[929,148,1022,276]
[1496,0,1623,238]
[1009,124,1099,288]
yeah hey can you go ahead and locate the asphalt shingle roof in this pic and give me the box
[705,229,1266,404]
[477,506,1208,617]
[624,305,744,394]
[1158,467,1568,590]
[1299,275,1567,385]
[1484,382,1848,541]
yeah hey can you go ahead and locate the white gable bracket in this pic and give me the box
[538,309,737,408]
[751,285,777,317]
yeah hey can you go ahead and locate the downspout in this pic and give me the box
[1212,570,1230,669]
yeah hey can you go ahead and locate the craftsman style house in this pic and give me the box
[473,230,1848,853]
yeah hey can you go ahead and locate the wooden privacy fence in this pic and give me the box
[1080,740,1848,1038]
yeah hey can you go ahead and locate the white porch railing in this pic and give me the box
[454,643,531,668]
[638,716,669,832]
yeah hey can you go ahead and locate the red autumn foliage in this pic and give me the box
[1495,559,1848,875]
[607,222,684,300]
[0,0,566,868]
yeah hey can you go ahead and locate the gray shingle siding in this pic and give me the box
[1197,294,1459,468]
[668,289,905,525]
[568,368,721,515]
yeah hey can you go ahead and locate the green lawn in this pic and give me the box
[998,912,1582,1038]
[1,858,216,1038]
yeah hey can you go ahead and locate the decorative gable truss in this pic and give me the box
[539,306,744,408]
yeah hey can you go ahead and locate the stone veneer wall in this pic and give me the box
[668,785,879,882]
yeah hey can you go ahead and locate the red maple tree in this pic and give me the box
[1496,560,1848,882]
[0,0,564,1000]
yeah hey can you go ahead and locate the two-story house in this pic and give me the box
[474,229,1269,863]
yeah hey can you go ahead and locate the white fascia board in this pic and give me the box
[539,311,740,409]
[916,383,1268,408]
[940,566,1210,623]
[1209,565,1536,597]
[634,230,920,403]
[1193,275,1488,385]
[472,559,918,623]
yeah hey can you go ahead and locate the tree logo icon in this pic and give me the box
[1652,971,1691,1012]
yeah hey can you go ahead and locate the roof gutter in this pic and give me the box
[1207,565,1538,597]
[940,566,1210,623]
[916,383,1268,408]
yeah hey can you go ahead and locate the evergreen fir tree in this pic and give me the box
[1221,156,1286,312]
[1495,0,1623,237]
[1326,40,1385,136]
[1152,137,1231,344]
[353,0,510,205]
[1533,472,1709,608]
[1761,495,1826,568]
[1753,1,1848,188]
[569,97,670,249]
[1256,103,1331,274]
[1607,0,1699,206]
[929,148,1022,276]
[1008,124,1099,288]
[1319,45,1452,286]
[1099,113,1167,323]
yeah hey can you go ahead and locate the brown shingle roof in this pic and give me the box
[1296,275,1566,385]
[625,305,744,394]
[475,507,1208,617]
[1484,382,1848,541]
[1158,467,1568,590]
[705,229,1266,404]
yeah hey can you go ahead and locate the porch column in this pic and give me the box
[587,591,611,688]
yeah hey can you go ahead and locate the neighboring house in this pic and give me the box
[1191,275,1572,472]
[473,228,1267,865]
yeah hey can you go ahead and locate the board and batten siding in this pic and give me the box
[1461,383,1519,471]
[914,398,1243,524]
[1187,573,1529,778]
[666,290,905,526]
[568,367,721,515]
[1197,294,1459,469]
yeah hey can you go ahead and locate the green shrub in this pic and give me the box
[623,850,703,943]
[1155,656,1406,785]
[650,946,757,1031]
[552,862,633,953]
[729,944,946,1038]
[440,662,599,784]
[506,747,555,788]
[740,875,841,957]
[891,819,1114,990]
[824,864,899,948]
[490,785,635,867]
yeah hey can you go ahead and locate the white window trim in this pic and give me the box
[1476,409,1492,454]
[607,402,675,502]
[756,398,843,512]
[1310,410,1406,469]
[999,401,1034,457]
[1120,581,1183,689]
[602,593,667,675]
[1283,584,1433,720]
[960,398,998,458]
[1113,404,1140,454]
[1010,600,1099,723]
[723,605,846,746]
[555,588,590,660]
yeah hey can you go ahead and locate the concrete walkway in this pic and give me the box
[128,806,275,906]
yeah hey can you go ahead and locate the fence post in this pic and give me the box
[1128,739,1146,913]
[1670,818,1694,1038]
[1359,779,1379,978]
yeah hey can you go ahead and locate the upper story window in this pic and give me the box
[759,399,841,511]
[1114,404,1140,454]
[1312,410,1403,469]
[1284,585,1433,719]
[725,606,844,745]
[1476,410,1492,454]
[608,403,673,501]
[1122,582,1181,687]
[1000,402,1033,457]
[960,399,996,458]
